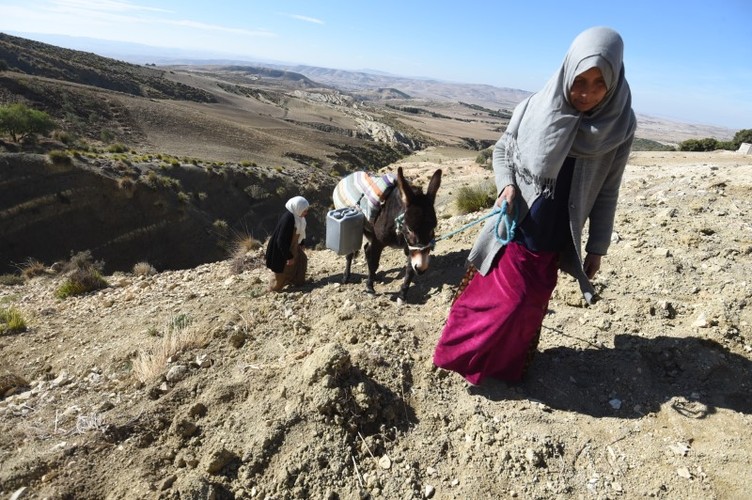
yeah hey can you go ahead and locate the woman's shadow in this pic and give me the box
[472,333,752,418]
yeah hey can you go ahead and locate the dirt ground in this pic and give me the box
[1,149,751,499]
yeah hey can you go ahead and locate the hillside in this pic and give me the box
[0,33,505,273]
[1,31,751,500]
[0,32,742,275]
[1,149,751,499]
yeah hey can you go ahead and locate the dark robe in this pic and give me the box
[265,211,297,273]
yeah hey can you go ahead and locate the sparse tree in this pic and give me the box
[0,103,55,142]
[732,129,752,148]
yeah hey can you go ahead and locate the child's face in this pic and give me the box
[569,67,608,113]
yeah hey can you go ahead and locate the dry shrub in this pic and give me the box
[132,315,208,383]
[117,176,136,191]
[0,274,24,286]
[228,234,264,275]
[133,261,157,277]
[233,234,262,254]
[20,258,47,280]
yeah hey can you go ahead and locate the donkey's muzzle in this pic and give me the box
[410,251,431,274]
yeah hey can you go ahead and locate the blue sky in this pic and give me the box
[1,0,750,130]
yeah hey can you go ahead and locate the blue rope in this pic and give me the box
[432,200,516,248]
[493,200,517,245]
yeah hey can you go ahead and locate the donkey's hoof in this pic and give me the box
[366,285,376,295]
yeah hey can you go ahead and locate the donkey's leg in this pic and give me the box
[342,252,354,284]
[364,242,383,294]
[398,258,416,302]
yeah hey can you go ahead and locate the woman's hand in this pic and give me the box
[286,258,295,266]
[495,184,516,214]
[583,253,602,279]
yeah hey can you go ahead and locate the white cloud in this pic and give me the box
[286,13,325,25]
[51,0,171,14]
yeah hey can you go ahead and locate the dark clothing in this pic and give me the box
[514,156,575,252]
[265,211,300,273]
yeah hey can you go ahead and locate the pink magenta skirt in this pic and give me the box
[433,242,558,385]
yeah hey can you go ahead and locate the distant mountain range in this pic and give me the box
[2,30,737,141]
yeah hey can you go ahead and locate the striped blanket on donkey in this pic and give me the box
[333,171,397,222]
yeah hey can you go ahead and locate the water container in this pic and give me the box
[326,207,364,255]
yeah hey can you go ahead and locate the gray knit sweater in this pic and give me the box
[467,134,634,304]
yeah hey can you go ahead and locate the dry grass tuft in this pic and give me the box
[454,181,496,215]
[132,261,157,277]
[228,233,264,275]
[132,316,208,383]
[20,258,48,280]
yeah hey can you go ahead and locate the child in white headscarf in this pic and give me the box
[434,27,636,385]
[265,196,310,292]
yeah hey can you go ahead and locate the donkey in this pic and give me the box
[335,167,442,302]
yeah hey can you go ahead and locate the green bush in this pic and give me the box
[732,129,752,149]
[631,138,675,151]
[48,149,72,165]
[55,269,108,299]
[55,251,108,299]
[0,103,55,142]
[455,182,496,215]
[677,129,752,152]
[475,148,493,168]
[0,307,27,334]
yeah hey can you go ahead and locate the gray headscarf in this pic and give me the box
[499,26,636,197]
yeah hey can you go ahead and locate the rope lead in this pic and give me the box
[432,199,517,248]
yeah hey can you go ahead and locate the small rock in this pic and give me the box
[165,365,188,383]
[10,486,28,500]
[194,354,212,368]
[378,455,392,469]
[160,474,178,490]
[609,398,622,410]
[669,442,690,456]
[677,467,693,479]
[693,313,709,328]
[424,484,436,498]
[173,418,198,438]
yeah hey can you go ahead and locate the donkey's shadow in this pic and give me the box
[318,248,470,304]
[471,333,752,418]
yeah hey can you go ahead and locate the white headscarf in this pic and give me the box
[285,196,309,243]
[500,26,636,197]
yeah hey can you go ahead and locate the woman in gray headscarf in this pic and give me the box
[265,196,309,292]
[434,27,636,385]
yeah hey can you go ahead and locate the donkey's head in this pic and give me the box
[396,167,442,275]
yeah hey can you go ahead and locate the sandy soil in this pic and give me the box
[1,149,751,499]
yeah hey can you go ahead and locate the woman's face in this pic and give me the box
[569,67,608,113]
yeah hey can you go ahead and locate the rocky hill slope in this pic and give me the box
[1,149,750,499]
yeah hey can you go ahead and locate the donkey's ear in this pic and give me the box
[427,169,442,200]
[397,166,414,206]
